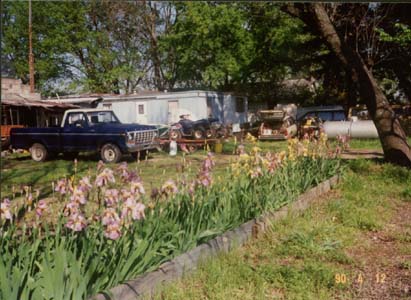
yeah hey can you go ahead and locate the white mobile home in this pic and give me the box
[96,90,248,125]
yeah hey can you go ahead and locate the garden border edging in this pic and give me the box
[92,174,341,300]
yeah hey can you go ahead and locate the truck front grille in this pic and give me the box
[129,129,158,144]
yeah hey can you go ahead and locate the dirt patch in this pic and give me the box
[343,201,411,299]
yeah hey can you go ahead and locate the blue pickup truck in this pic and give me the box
[10,109,159,163]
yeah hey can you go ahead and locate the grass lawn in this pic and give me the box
[155,160,411,300]
[0,138,288,200]
[1,137,410,200]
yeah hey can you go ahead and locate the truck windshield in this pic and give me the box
[87,111,120,124]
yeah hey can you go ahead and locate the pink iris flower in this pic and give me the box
[64,201,80,216]
[0,198,12,220]
[95,168,115,187]
[101,208,120,226]
[70,187,87,205]
[250,167,263,178]
[130,180,145,195]
[117,162,131,181]
[104,221,122,240]
[126,171,140,182]
[65,213,87,232]
[202,152,215,171]
[132,203,146,220]
[104,189,120,207]
[55,179,67,195]
[161,180,178,195]
[97,160,105,172]
[117,162,128,173]
[121,189,133,201]
[267,161,278,174]
[78,176,92,193]
[35,199,48,217]
[121,197,136,219]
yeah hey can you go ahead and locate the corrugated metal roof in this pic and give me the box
[1,96,79,109]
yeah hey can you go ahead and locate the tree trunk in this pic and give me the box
[144,1,164,91]
[310,4,411,167]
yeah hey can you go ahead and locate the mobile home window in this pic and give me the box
[138,104,144,114]
[236,97,245,113]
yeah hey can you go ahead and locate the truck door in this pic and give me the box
[62,112,93,151]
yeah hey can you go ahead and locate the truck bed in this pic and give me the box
[10,127,61,151]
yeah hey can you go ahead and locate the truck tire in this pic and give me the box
[101,143,122,163]
[30,143,48,162]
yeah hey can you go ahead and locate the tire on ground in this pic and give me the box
[30,143,48,162]
[101,143,122,163]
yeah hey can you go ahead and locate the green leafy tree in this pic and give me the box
[161,2,254,90]
[1,1,79,91]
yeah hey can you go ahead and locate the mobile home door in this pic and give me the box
[135,101,148,124]
[168,100,179,124]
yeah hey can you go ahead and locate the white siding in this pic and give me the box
[178,97,208,121]
[147,100,168,124]
[223,95,248,124]
[97,101,136,124]
[97,90,248,125]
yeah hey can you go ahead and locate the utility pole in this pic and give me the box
[28,0,35,92]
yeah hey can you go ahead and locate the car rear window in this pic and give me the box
[333,111,346,121]
[318,112,333,121]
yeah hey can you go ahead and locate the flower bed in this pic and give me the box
[0,136,341,299]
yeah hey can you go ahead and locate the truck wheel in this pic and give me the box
[101,143,122,163]
[193,127,205,139]
[30,143,48,162]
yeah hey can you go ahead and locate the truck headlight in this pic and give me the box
[126,132,135,143]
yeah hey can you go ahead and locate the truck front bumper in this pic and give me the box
[126,140,160,152]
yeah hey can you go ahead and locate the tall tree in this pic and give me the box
[1,1,78,90]
[284,3,411,167]
[161,2,254,90]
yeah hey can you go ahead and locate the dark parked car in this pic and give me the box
[10,109,159,163]
[296,106,346,123]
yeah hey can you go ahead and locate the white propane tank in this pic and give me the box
[350,120,379,138]
[323,121,351,138]
[169,140,177,156]
[324,120,379,139]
